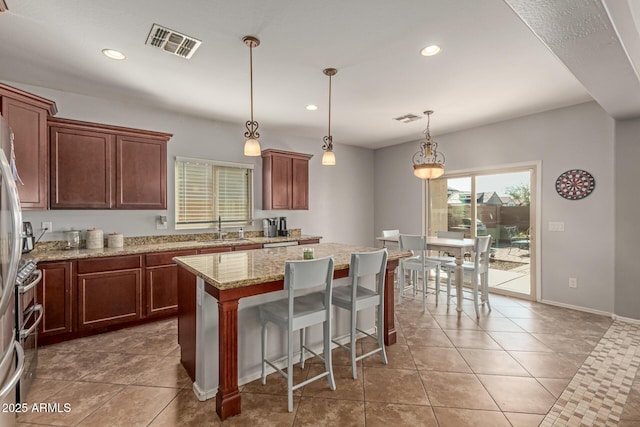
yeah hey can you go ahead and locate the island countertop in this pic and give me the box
[173,242,411,291]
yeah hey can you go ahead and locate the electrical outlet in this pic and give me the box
[549,221,565,232]
[569,277,577,288]
[41,221,52,232]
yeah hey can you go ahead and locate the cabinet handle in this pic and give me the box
[0,340,25,398]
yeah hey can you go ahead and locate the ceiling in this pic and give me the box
[0,0,638,150]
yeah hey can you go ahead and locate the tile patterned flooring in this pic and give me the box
[16,293,640,426]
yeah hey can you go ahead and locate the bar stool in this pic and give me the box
[259,256,336,412]
[330,249,388,379]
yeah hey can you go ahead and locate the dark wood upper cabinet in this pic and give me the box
[48,117,172,209]
[0,83,57,210]
[49,126,115,209]
[262,149,312,210]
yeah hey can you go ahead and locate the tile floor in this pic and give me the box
[16,293,640,426]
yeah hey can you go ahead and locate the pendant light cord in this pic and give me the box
[249,43,254,123]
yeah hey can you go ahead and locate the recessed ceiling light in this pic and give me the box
[420,45,441,57]
[102,49,126,60]
[305,104,318,111]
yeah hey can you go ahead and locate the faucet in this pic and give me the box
[217,216,222,239]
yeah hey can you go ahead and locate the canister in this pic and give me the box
[86,228,104,249]
[107,232,124,248]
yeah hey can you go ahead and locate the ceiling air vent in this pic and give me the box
[145,24,202,59]
[393,113,421,123]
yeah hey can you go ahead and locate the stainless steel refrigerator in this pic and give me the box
[0,115,25,427]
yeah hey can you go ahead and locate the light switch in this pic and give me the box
[548,221,565,232]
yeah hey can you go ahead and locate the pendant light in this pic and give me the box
[321,68,337,165]
[243,36,261,156]
[412,110,445,179]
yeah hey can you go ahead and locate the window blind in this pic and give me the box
[175,158,253,229]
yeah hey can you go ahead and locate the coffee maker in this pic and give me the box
[21,221,35,254]
[278,217,288,236]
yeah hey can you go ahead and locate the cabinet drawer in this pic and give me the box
[233,244,263,251]
[77,255,142,274]
[298,239,320,245]
[146,249,198,267]
[198,247,233,254]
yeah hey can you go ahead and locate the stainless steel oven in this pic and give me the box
[15,259,42,403]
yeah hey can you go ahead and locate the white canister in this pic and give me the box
[86,228,104,249]
[107,232,124,248]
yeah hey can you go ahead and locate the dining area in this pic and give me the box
[377,230,492,318]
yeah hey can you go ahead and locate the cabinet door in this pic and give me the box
[37,261,73,338]
[271,155,292,209]
[1,97,48,209]
[144,249,197,318]
[50,126,115,209]
[116,135,167,209]
[291,158,309,210]
[77,269,142,330]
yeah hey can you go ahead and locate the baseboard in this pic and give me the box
[193,381,217,402]
[611,314,640,325]
[539,299,612,318]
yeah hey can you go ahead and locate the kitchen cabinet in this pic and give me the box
[77,255,143,330]
[145,249,197,318]
[49,117,171,209]
[0,83,57,210]
[261,149,312,210]
[37,261,73,339]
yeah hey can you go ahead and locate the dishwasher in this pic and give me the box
[262,241,299,248]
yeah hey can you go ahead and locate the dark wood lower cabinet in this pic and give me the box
[145,249,197,318]
[77,268,142,330]
[38,261,73,338]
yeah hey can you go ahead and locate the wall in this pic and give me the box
[614,117,640,319]
[6,81,374,247]
[375,102,616,315]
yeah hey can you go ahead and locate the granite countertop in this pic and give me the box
[26,235,323,263]
[174,242,412,291]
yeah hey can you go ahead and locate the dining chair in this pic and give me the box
[259,256,336,412]
[443,235,492,317]
[426,230,465,298]
[330,249,388,379]
[398,234,440,311]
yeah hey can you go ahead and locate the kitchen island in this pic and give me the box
[174,242,410,420]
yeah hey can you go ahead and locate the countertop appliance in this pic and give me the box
[0,115,26,427]
[21,221,34,254]
[278,216,288,236]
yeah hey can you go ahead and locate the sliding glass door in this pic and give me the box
[427,166,536,300]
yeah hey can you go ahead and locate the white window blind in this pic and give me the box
[175,157,253,229]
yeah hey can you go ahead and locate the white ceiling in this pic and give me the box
[0,0,638,149]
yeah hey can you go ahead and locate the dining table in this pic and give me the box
[174,242,411,420]
[377,235,476,313]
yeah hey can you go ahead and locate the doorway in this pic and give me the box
[426,165,537,300]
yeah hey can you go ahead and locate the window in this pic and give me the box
[175,157,254,229]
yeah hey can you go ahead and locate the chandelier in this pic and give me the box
[321,68,337,165]
[412,110,445,179]
[243,36,261,156]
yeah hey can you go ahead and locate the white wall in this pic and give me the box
[614,117,640,319]
[7,81,374,247]
[375,102,616,314]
